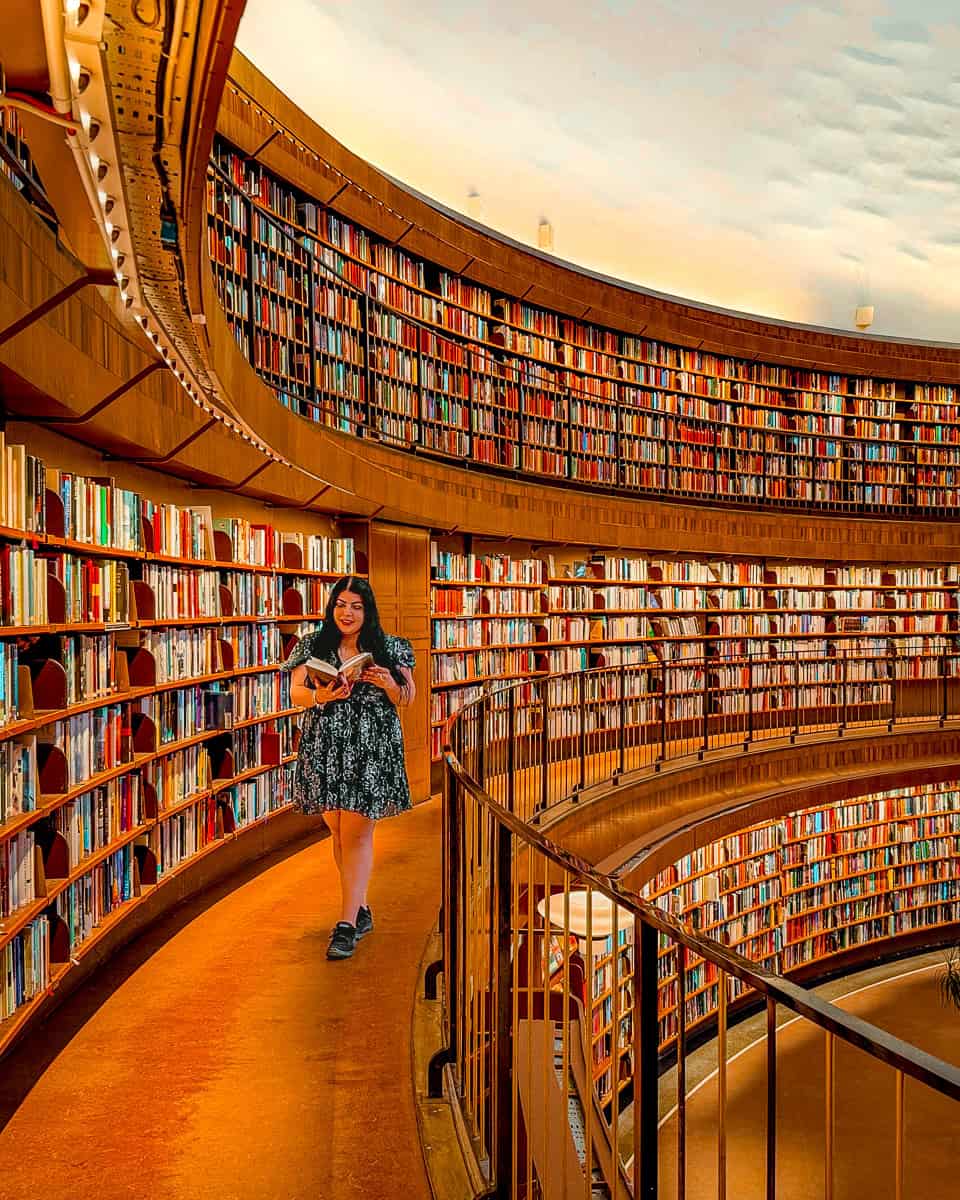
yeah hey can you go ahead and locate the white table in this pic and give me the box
[536,889,633,943]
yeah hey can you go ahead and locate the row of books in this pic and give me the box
[0,438,358,574]
[0,916,49,1023]
[430,548,547,584]
[1,832,35,919]
[50,704,127,788]
[139,685,235,745]
[225,761,296,830]
[431,586,543,615]
[0,740,38,824]
[56,846,134,955]
[138,624,282,682]
[157,797,217,875]
[53,776,149,871]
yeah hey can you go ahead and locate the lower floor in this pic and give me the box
[0,800,441,1200]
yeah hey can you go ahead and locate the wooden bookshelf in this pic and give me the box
[642,779,960,1050]
[206,133,960,520]
[427,536,960,760]
[0,433,363,1046]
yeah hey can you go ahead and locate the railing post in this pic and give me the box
[577,669,587,792]
[441,755,461,1077]
[700,657,709,759]
[618,662,627,778]
[476,693,487,790]
[566,388,575,480]
[941,647,949,726]
[539,680,550,815]
[492,818,514,1197]
[417,345,425,450]
[839,650,847,734]
[766,997,777,1199]
[506,688,517,816]
[466,357,475,461]
[244,190,256,371]
[889,653,897,732]
[746,652,754,749]
[517,368,525,471]
[304,240,317,417]
[659,663,668,766]
[792,654,800,742]
[636,918,659,1200]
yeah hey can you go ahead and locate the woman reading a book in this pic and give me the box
[284,577,415,959]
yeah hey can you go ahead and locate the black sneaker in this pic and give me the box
[327,921,356,959]
[355,905,373,940]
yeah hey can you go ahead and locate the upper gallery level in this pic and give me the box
[10,3,960,557]
[207,55,960,524]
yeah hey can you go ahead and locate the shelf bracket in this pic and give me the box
[102,417,218,465]
[198,460,273,493]
[268,484,333,511]
[5,362,163,425]
[0,268,116,348]
[251,129,279,160]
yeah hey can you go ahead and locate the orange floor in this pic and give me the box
[0,800,440,1200]
[658,963,960,1198]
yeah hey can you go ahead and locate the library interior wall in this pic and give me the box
[9,29,960,1088]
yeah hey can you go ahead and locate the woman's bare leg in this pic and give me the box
[324,810,343,877]
[338,810,375,924]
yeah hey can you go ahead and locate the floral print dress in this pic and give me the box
[283,631,414,819]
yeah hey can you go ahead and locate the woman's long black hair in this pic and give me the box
[313,577,406,686]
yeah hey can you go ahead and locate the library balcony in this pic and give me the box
[430,662,960,1197]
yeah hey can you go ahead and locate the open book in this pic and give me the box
[306,652,373,689]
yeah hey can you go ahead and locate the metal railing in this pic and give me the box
[437,647,960,1198]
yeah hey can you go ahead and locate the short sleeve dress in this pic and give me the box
[284,631,414,819]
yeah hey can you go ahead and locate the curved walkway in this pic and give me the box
[0,800,440,1200]
[658,960,960,1198]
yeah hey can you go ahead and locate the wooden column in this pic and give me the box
[366,520,432,802]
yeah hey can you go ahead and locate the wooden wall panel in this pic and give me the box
[366,521,432,802]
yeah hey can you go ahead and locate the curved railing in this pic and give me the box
[436,651,960,1197]
[207,154,960,521]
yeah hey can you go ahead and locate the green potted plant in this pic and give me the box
[939,946,960,1011]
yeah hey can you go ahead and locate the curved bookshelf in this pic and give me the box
[427,540,960,760]
[207,134,960,520]
[640,778,960,1054]
[0,434,361,1056]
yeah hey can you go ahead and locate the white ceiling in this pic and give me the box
[238,0,960,342]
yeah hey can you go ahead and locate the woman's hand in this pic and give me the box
[314,678,352,704]
[361,665,404,704]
